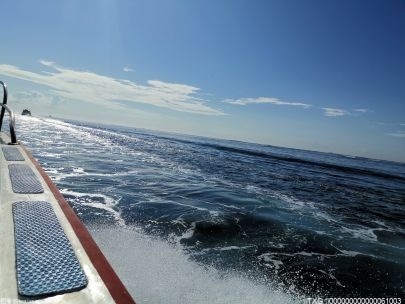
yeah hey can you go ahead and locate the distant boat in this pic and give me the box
[21,109,31,116]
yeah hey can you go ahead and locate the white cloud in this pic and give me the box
[224,97,311,108]
[387,131,405,138]
[123,67,134,72]
[354,108,369,113]
[10,90,55,106]
[0,61,225,116]
[322,107,349,117]
[39,59,54,67]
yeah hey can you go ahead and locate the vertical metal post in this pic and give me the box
[0,81,8,130]
[0,81,18,144]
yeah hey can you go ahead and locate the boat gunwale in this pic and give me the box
[20,143,136,304]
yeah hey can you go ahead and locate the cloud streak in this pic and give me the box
[354,108,370,113]
[0,61,225,116]
[322,107,349,117]
[1,61,377,122]
[321,107,373,117]
[224,97,311,108]
[387,131,405,138]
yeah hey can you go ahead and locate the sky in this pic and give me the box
[1,0,404,162]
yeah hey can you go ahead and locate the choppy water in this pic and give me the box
[16,115,405,302]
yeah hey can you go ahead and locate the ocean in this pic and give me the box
[16,115,405,303]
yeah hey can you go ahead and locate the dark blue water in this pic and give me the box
[17,116,405,300]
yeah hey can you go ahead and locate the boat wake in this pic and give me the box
[90,226,305,304]
[16,116,405,299]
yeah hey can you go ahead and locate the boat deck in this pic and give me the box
[0,133,133,303]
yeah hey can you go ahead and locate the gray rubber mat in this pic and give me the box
[13,201,88,297]
[1,146,25,161]
[8,164,44,193]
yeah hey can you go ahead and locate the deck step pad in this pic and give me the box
[13,201,88,297]
[8,164,44,193]
[2,146,25,161]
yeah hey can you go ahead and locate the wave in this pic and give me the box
[90,226,305,304]
[61,189,125,227]
[195,142,405,182]
[16,116,405,298]
[38,117,405,182]
[102,124,405,181]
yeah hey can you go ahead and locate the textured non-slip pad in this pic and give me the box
[13,201,88,297]
[8,164,43,193]
[1,146,25,161]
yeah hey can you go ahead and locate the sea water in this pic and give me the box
[16,115,405,302]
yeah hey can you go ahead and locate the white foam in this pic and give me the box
[31,117,202,177]
[90,227,304,304]
[178,222,196,241]
[340,226,378,242]
[60,189,125,226]
[72,167,85,174]
[337,249,361,257]
[318,270,345,287]
[197,245,256,254]
[39,152,63,158]
[259,254,284,271]
[218,245,254,251]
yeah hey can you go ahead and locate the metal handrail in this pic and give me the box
[0,81,18,144]
[0,80,7,129]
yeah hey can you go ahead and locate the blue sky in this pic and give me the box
[1,0,404,162]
